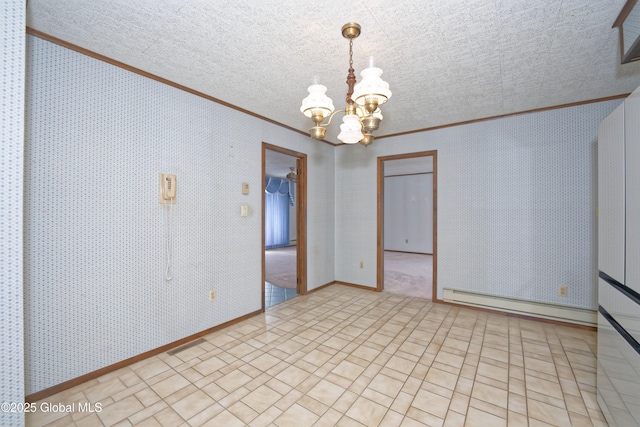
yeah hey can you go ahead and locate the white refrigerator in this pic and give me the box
[597,86,640,426]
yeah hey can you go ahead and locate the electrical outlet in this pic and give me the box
[558,286,567,297]
[359,261,364,269]
[209,290,216,301]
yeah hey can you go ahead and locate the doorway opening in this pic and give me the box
[262,143,307,310]
[377,151,437,300]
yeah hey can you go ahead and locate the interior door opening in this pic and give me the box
[377,152,437,300]
[262,143,307,310]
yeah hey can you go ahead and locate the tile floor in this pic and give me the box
[265,282,298,308]
[26,285,607,427]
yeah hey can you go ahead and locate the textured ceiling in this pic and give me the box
[265,149,297,179]
[27,0,640,144]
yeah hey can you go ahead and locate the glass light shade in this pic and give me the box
[352,67,392,107]
[337,114,364,144]
[300,84,335,119]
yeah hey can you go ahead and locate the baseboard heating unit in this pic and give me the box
[443,288,597,327]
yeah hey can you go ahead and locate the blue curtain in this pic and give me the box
[265,177,294,249]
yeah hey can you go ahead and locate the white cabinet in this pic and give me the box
[597,85,640,427]
[626,88,640,295]
[598,102,626,285]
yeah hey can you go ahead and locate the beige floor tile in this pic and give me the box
[527,398,571,426]
[164,383,197,405]
[444,410,466,427]
[275,388,304,412]
[454,376,474,396]
[84,377,128,403]
[406,407,445,427]
[481,347,509,364]
[345,396,388,426]
[412,388,450,419]
[248,405,283,427]
[149,373,190,398]
[507,410,529,427]
[476,361,508,384]
[170,389,214,420]
[193,355,227,376]
[27,286,607,427]
[128,400,168,425]
[74,413,104,427]
[242,384,283,413]
[435,351,465,369]
[425,366,459,390]
[216,369,253,393]
[96,395,144,426]
[367,372,404,398]
[508,391,527,415]
[385,354,417,375]
[274,403,319,427]
[471,381,508,408]
[469,396,507,419]
[332,360,366,382]
[228,400,260,424]
[464,407,506,427]
[301,348,333,366]
[307,378,346,407]
[525,374,564,400]
[134,359,172,381]
[218,385,251,408]
[275,364,310,388]
[201,409,246,427]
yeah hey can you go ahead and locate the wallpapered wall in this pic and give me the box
[384,174,434,253]
[1,1,25,426]
[20,26,625,398]
[335,100,622,309]
[24,35,335,395]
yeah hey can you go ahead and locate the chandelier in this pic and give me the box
[286,167,297,182]
[300,23,392,146]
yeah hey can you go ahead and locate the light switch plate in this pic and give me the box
[242,182,250,195]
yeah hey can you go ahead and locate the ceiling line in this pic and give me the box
[372,93,630,141]
[25,27,629,148]
[25,27,319,142]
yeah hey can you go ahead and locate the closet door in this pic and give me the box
[598,102,626,286]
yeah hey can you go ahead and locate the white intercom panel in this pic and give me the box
[159,174,176,204]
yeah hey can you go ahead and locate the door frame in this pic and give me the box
[262,142,307,311]
[377,151,438,300]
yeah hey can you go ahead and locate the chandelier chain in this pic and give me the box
[349,38,353,69]
[346,37,356,105]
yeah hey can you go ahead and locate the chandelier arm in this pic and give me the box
[318,109,345,127]
[354,105,368,116]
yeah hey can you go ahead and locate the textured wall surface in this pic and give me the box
[384,174,434,253]
[24,35,335,395]
[336,100,622,309]
[0,2,25,426]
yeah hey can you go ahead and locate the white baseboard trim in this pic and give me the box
[443,288,597,326]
